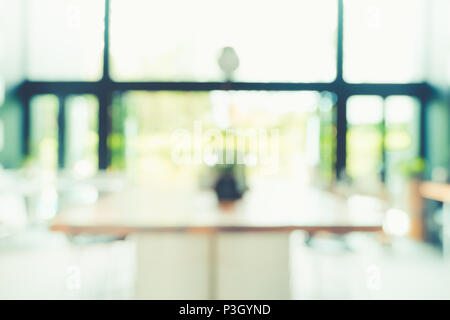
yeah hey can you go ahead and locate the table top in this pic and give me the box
[420,181,450,203]
[50,182,386,236]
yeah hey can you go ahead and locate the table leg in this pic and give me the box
[134,232,210,299]
[208,233,217,300]
[215,232,291,299]
[443,202,450,258]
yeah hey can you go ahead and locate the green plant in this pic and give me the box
[397,157,426,179]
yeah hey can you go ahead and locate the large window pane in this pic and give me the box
[344,0,426,83]
[30,95,58,169]
[110,0,337,82]
[27,0,104,80]
[385,96,420,195]
[65,95,99,176]
[111,91,321,185]
[346,95,384,184]
[318,93,336,183]
[112,91,215,183]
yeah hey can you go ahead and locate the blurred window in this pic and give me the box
[26,0,104,80]
[344,0,426,83]
[16,0,428,189]
[30,95,59,169]
[384,96,420,193]
[111,91,324,183]
[110,0,337,82]
[65,95,99,176]
[346,95,421,188]
[346,95,384,181]
[318,93,337,183]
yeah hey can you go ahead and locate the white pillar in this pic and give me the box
[216,232,291,299]
[134,233,210,299]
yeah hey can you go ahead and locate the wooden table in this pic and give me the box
[420,182,450,203]
[51,185,385,299]
[420,181,450,256]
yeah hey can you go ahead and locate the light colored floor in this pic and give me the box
[291,232,450,299]
[1,228,450,299]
